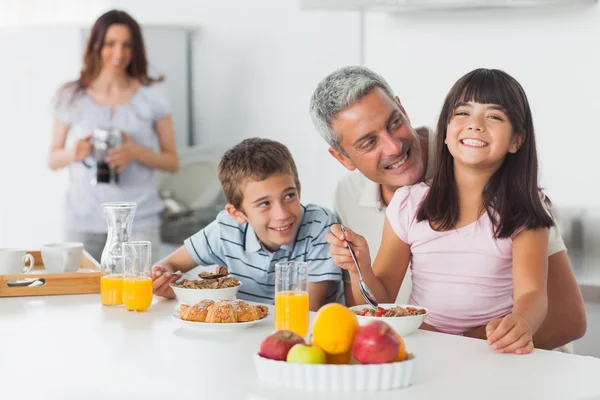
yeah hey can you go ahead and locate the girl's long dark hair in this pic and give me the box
[417,68,554,238]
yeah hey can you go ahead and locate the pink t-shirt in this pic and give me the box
[386,182,524,334]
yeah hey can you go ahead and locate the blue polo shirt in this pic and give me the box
[183,204,345,305]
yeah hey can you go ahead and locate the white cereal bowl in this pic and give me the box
[170,275,242,305]
[254,353,415,392]
[349,304,428,337]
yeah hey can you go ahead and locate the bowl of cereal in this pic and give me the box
[349,304,428,337]
[170,267,242,305]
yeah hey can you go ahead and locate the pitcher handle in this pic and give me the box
[22,253,35,274]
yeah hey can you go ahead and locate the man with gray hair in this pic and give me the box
[310,65,586,350]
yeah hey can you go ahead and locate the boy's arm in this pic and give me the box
[487,228,549,354]
[152,246,198,298]
[152,217,229,298]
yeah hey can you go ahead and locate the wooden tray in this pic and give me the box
[0,250,101,297]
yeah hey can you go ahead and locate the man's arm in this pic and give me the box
[464,251,587,349]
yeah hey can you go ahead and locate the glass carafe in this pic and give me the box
[100,202,137,306]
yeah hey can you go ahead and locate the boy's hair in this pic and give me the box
[217,138,301,210]
[417,68,554,238]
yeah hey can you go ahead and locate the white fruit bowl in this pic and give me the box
[170,274,242,305]
[254,353,415,392]
[349,304,428,337]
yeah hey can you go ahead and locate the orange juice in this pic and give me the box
[101,274,123,306]
[122,276,153,312]
[275,291,309,338]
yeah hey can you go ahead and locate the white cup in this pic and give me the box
[41,242,83,273]
[0,249,35,275]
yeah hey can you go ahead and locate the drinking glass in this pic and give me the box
[122,241,153,312]
[274,261,309,338]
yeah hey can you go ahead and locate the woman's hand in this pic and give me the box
[105,132,139,173]
[486,314,534,354]
[326,224,371,273]
[74,133,93,161]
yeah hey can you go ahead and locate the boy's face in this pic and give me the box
[227,172,302,252]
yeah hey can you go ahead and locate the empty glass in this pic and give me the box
[274,261,309,338]
[122,241,153,312]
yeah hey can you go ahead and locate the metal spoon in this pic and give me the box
[198,273,228,279]
[340,225,379,309]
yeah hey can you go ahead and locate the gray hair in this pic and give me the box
[309,66,396,154]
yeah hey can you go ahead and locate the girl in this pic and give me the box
[49,10,180,262]
[329,68,553,355]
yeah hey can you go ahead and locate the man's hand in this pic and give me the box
[486,314,534,354]
[325,224,371,273]
[152,265,181,299]
[105,132,139,173]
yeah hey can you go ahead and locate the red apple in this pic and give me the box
[352,320,400,364]
[258,330,305,361]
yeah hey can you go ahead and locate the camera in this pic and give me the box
[91,128,121,185]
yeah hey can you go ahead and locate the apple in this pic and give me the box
[258,330,305,361]
[352,320,400,364]
[286,344,326,364]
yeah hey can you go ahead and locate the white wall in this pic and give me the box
[0,1,360,247]
[0,26,83,247]
[363,3,600,209]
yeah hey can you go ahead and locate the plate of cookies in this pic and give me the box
[171,298,270,331]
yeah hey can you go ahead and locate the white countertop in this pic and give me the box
[1,294,599,400]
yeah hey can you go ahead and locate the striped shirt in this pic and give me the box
[183,204,345,305]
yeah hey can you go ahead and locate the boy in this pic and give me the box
[151,138,344,310]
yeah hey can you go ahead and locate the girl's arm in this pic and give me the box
[487,228,549,354]
[512,228,549,332]
[328,219,410,304]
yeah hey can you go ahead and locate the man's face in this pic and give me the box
[229,173,302,252]
[329,87,425,189]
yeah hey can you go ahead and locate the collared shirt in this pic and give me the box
[184,204,345,305]
[333,127,567,304]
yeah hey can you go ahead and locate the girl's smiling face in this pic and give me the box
[445,101,522,171]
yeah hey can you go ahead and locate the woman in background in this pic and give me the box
[48,9,179,262]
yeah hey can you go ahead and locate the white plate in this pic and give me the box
[171,311,269,331]
[254,353,416,392]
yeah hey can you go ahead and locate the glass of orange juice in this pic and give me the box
[274,261,309,338]
[122,241,153,312]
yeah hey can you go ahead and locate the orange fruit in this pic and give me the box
[325,349,352,365]
[312,303,359,355]
[395,333,407,362]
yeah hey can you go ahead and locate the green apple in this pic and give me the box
[286,343,326,364]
